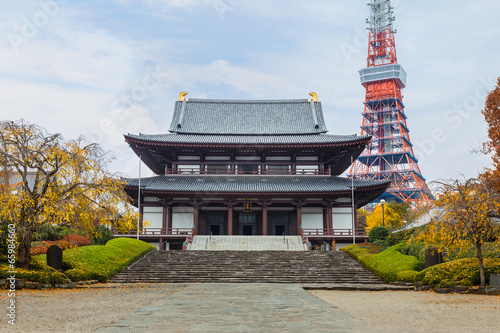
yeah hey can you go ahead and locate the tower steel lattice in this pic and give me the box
[349,0,433,204]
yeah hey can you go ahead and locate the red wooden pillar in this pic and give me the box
[262,202,268,235]
[193,202,199,236]
[327,203,333,234]
[296,202,302,236]
[162,203,168,235]
[323,207,328,230]
[227,202,233,236]
[167,205,173,233]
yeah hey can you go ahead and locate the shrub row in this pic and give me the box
[415,258,500,288]
[342,242,423,282]
[1,238,155,284]
[61,238,155,282]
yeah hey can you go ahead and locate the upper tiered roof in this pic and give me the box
[168,98,328,135]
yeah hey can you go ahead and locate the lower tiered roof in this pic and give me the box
[124,175,390,207]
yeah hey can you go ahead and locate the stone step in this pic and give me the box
[110,250,382,284]
[188,236,306,251]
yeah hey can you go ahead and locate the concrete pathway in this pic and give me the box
[95,283,374,332]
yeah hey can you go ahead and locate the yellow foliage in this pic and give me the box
[0,120,140,268]
[409,177,500,288]
[366,204,400,230]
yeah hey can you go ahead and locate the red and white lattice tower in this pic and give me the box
[349,0,433,204]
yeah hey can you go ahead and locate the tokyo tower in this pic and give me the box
[349,0,433,204]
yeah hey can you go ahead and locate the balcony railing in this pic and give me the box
[112,228,193,236]
[302,228,370,237]
[166,168,331,176]
[113,228,368,238]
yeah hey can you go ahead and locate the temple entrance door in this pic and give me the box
[271,214,289,235]
[209,225,221,235]
[206,214,224,236]
[275,225,286,236]
[238,213,257,235]
[242,225,253,235]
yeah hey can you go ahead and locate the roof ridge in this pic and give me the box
[184,98,313,103]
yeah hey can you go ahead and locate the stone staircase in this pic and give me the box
[109,250,383,284]
[187,235,307,251]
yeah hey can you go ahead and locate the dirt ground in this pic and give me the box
[311,289,500,333]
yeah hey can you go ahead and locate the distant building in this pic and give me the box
[116,93,390,249]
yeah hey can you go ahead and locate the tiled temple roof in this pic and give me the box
[124,133,370,145]
[124,175,389,193]
[168,99,328,135]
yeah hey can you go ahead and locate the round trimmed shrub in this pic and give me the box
[396,270,418,282]
[369,226,389,243]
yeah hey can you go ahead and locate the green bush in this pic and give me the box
[396,270,418,282]
[343,242,423,282]
[415,258,500,288]
[33,225,74,241]
[448,242,500,260]
[372,239,385,247]
[0,256,68,284]
[60,238,155,282]
[399,242,426,261]
[383,230,407,248]
[369,226,389,243]
[91,225,114,245]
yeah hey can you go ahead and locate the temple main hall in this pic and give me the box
[118,92,389,250]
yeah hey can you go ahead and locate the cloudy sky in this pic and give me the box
[1,0,499,187]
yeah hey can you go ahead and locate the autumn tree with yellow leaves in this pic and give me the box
[365,201,422,231]
[0,120,138,269]
[411,178,500,290]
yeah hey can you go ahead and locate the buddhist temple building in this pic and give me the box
[117,92,390,250]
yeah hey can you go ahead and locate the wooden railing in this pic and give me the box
[302,228,370,237]
[112,228,193,236]
[166,168,331,176]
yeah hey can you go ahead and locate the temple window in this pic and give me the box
[206,164,228,174]
[296,165,319,175]
[238,164,260,174]
[267,165,290,175]
[177,165,201,174]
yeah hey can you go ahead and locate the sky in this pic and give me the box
[1,0,500,189]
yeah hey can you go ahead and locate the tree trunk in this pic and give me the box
[475,242,486,291]
[17,227,33,270]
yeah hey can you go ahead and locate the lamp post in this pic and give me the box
[380,199,386,227]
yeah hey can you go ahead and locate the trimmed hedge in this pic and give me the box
[369,226,389,243]
[396,270,418,283]
[61,238,155,282]
[343,242,423,282]
[0,256,68,284]
[1,238,155,284]
[415,258,500,288]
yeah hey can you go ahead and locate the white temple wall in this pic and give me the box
[301,207,323,229]
[332,207,354,229]
[143,206,163,229]
[172,206,194,229]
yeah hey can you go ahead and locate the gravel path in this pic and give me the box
[2,284,500,332]
[311,290,500,333]
[1,284,183,333]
